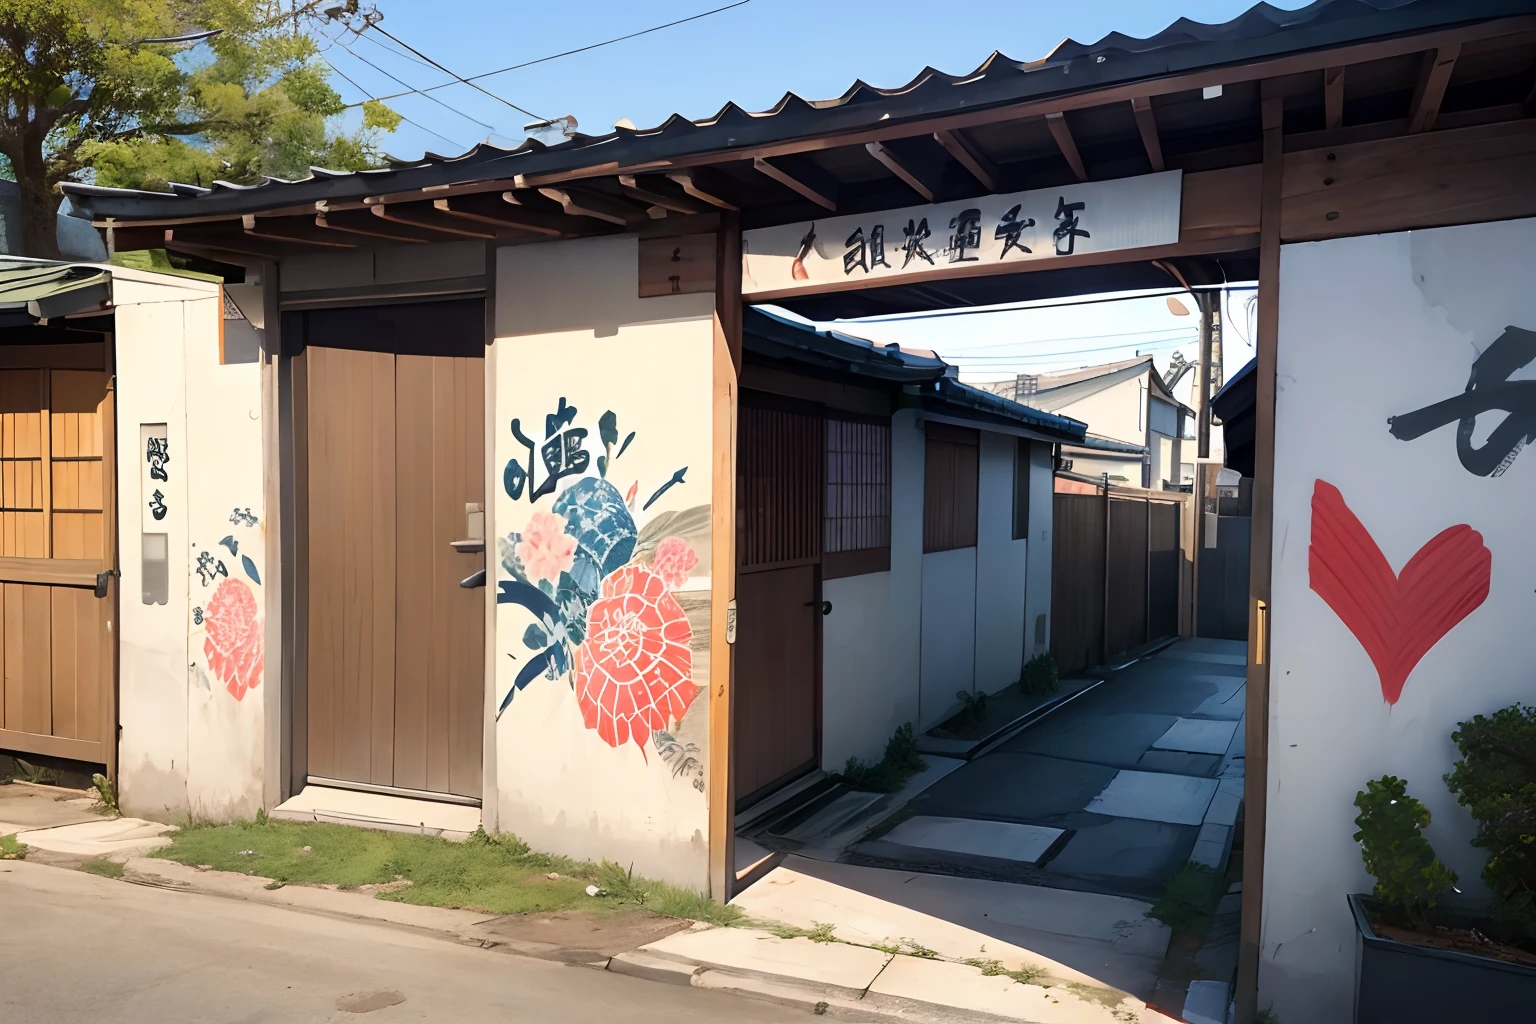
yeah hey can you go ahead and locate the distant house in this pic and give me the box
[981,357,1193,488]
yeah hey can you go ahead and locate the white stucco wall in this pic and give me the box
[919,546,977,731]
[820,409,924,770]
[972,432,1026,696]
[492,237,714,889]
[114,271,267,822]
[1259,218,1536,1022]
[1022,440,1054,662]
[1056,374,1146,445]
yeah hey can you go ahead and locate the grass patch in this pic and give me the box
[153,818,739,924]
[0,834,26,860]
[769,921,838,943]
[79,858,124,878]
[964,957,1048,984]
[835,723,927,793]
[1146,863,1223,935]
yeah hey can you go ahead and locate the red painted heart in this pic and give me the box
[1308,480,1491,704]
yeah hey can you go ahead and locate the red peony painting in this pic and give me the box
[573,564,697,753]
[204,577,264,701]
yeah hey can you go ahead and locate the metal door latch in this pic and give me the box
[803,599,832,616]
[94,569,120,598]
[450,502,486,553]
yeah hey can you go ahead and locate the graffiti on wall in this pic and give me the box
[1388,325,1536,477]
[191,506,265,702]
[1307,479,1491,704]
[498,398,707,772]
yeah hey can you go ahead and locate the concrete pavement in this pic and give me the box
[0,860,802,1024]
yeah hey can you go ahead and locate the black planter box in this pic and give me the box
[1350,893,1536,1023]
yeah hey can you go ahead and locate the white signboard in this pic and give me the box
[742,170,1182,296]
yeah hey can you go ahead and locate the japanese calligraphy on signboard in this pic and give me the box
[741,170,1182,296]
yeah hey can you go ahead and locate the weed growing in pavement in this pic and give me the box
[90,773,118,816]
[0,834,26,860]
[80,858,124,878]
[836,723,927,793]
[963,957,1048,984]
[769,921,837,943]
[1146,863,1223,935]
[1020,651,1060,697]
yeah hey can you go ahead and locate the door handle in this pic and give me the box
[460,569,487,589]
[94,569,119,599]
[803,600,832,616]
[452,502,485,553]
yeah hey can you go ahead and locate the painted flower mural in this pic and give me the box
[498,400,706,770]
[204,577,263,701]
[575,565,696,752]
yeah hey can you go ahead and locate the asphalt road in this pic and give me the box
[0,860,797,1024]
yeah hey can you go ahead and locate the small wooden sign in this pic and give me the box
[639,234,716,298]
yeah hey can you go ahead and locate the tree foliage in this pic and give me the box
[1445,703,1536,944]
[0,0,398,257]
[1353,774,1458,927]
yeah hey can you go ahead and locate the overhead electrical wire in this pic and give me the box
[333,35,500,135]
[320,55,468,151]
[366,24,547,121]
[944,335,1196,365]
[344,0,753,110]
[836,284,1258,324]
[925,324,1199,355]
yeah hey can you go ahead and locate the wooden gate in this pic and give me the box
[292,301,485,801]
[733,398,822,807]
[0,348,116,773]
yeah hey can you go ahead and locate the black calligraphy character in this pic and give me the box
[948,208,981,263]
[843,227,868,276]
[229,507,258,527]
[146,436,169,482]
[192,606,203,626]
[148,489,168,522]
[901,218,934,268]
[195,551,228,587]
[995,204,1036,259]
[1052,197,1090,255]
[1388,325,1536,477]
[868,225,889,269]
[506,398,590,502]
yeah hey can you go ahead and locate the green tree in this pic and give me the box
[0,1,399,258]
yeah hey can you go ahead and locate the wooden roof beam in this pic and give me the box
[753,155,838,211]
[431,195,567,237]
[666,170,739,211]
[1324,65,1347,129]
[1409,44,1461,133]
[864,141,941,202]
[1045,112,1088,182]
[315,209,431,244]
[617,174,710,215]
[933,129,1000,193]
[1129,97,1165,172]
[241,213,356,248]
[536,187,638,226]
[165,227,293,261]
[369,203,498,240]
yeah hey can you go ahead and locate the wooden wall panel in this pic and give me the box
[1051,492,1106,676]
[1106,497,1150,660]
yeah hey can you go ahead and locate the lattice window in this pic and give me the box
[824,417,890,577]
[923,423,979,553]
[0,370,107,560]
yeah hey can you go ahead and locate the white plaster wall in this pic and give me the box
[493,236,714,890]
[114,297,192,819]
[1259,219,1536,1022]
[1022,441,1054,662]
[919,546,976,731]
[819,409,925,770]
[113,274,268,823]
[972,431,1026,696]
[1054,374,1146,444]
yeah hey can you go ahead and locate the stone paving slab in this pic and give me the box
[1044,818,1196,898]
[883,816,1064,864]
[1085,771,1217,827]
[15,818,175,858]
[1151,718,1239,755]
[1001,712,1180,767]
[1135,750,1223,777]
[907,753,1118,827]
[0,782,101,834]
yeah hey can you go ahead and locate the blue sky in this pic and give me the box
[315,0,1301,388]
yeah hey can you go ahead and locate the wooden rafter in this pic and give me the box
[315,211,429,244]
[932,129,999,193]
[1130,97,1165,172]
[369,203,497,240]
[1324,66,1346,129]
[1408,44,1461,133]
[752,156,838,211]
[431,196,566,237]
[165,227,290,261]
[616,175,709,215]
[240,213,356,248]
[666,170,739,211]
[1045,112,1088,182]
[538,187,635,226]
[864,141,937,202]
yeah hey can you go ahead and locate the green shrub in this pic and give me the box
[955,689,988,724]
[1353,775,1457,926]
[838,723,927,793]
[1444,703,1536,944]
[1146,863,1222,934]
[1021,651,1059,697]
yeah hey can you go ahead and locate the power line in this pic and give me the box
[839,284,1258,324]
[941,334,1195,364]
[930,324,1198,355]
[321,55,468,151]
[366,24,545,122]
[353,25,441,71]
[334,35,500,135]
[345,0,753,110]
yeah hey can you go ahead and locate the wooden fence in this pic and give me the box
[1051,481,1194,676]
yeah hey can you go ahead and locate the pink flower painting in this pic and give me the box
[204,578,263,701]
[650,537,698,590]
[516,510,577,584]
[573,565,697,754]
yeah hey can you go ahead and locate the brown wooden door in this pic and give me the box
[0,355,116,771]
[734,398,823,807]
[302,314,485,800]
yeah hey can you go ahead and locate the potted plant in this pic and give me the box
[1349,704,1536,1023]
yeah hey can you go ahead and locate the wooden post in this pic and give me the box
[707,212,742,902]
[1100,473,1111,666]
[1234,91,1284,1024]
[1144,496,1153,644]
